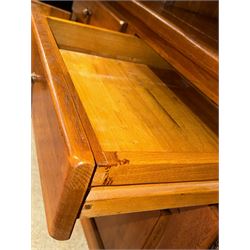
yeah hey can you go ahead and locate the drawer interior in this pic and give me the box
[47,17,218,184]
[60,48,217,153]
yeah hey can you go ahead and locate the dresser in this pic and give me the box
[32,1,218,249]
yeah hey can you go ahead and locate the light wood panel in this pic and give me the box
[60,49,217,153]
[48,17,169,69]
[60,49,218,185]
[81,181,218,217]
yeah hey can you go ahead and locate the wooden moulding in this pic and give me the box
[32,11,95,240]
[81,181,218,217]
[110,1,218,105]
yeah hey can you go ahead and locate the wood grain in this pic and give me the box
[119,0,218,78]
[32,12,219,242]
[144,206,218,249]
[32,11,95,240]
[60,49,218,186]
[81,218,104,249]
[109,1,218,104]
[47,17,169,69]
[94,210,161,249]
[170,0,218,19]
[91,206,218,249]
[81,181,218,217]
[151,67,218,135]
[162,5,218,42]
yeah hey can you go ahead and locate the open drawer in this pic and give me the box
[32,11,218,241]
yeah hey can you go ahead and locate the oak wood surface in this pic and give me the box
[60,49,218,186]
[109,1,218,104]
[81,181,218,217]
[32,11,95,240]
[48,17,169,69]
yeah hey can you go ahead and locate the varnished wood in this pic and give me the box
[60,49,218,186]
[151,67,218,135]
[31,0,71,19]
[32,11,219,243]
[170,0,218,19]
[81,181,218,217]
[48,17,169,69]
[163,5,218,42]
[143,206,218,249]
[32,11,95,240]
[110,1,218,104]
[94,210,160,249]
[92,206,218,249]
[72,1,128,32]
[119,1,218,78]
[81,218,104,249]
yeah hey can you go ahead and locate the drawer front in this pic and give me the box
[32,28,73,239]
[72,1,128,32]
[31,13,95,240]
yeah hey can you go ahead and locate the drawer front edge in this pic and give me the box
[32,12,95,240]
